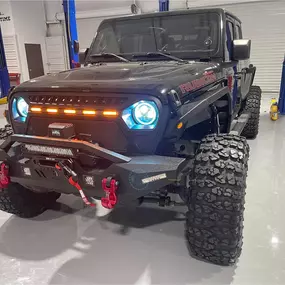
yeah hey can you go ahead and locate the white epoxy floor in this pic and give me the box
[0,96,284,285]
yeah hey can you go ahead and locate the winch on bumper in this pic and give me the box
[0,133,185,208]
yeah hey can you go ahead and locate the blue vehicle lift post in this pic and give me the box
[62,0,79,69]
[0,25,10,98]
[278,56,285,114]
[159,0,169,11]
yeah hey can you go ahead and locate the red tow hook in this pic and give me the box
[101,177,119,209]
[0,163,10,189]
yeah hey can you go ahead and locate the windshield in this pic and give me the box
[88,12,220,62]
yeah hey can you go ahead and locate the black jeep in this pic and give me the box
[0,8,261,265]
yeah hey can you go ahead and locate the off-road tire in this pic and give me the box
[186,134,249,265]
[241,86,261,139]
[0,125,60,217]
[0,183,61,218]
[0,124,13,139]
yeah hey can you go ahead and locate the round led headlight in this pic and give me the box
[133,101,158,125]
[17,97,29,117]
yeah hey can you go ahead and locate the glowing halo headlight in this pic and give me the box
[133,101,157,125]
[12,97,29,122]
[16,97,29,117]
[122,100,159,129]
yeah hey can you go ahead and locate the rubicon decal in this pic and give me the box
[179,72,217,94]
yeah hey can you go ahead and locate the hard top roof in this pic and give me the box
[100,8,242,25]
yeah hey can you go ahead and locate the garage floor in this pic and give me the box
[0,95,284,285]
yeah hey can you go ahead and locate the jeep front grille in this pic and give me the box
[28,95,128,106]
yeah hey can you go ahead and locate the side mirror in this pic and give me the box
[84,48,89,60]
[233,39,251,61]
[74,40,79,54]
[79,48,89,65]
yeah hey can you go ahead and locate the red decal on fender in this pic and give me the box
[179,73,217,94]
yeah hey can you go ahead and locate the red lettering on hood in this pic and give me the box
[179,72,217,94]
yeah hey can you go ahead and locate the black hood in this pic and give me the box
[15,61,222,98]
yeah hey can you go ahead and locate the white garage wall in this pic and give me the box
[10,0,49,82]
[170,0,272,10]
[0,0,15,35]
[77,18,104,49]
[0,1,20,75]
[223,1,285,93]
[44,0,135,62]
[0,0,49,81]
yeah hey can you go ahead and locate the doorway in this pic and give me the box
[25,43,44,79]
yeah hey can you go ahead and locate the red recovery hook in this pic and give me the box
[0,163,10,189]
[101,177,118,209]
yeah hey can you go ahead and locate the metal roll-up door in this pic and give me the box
[45,36,68,73]
[222,1,285,93]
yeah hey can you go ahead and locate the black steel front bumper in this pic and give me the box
[0,135,185,204]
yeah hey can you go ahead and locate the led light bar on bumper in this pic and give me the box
[122,100,159,129]
[24,144,74,157]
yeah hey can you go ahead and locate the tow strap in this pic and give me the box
[55,161,119,209]
[68,176,95,207]
[56,162,95,207]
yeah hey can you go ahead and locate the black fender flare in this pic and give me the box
[178,86,232,129]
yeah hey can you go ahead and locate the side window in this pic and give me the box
[227,21,234,41]
[236,24,243,39]
[226,20,235,59]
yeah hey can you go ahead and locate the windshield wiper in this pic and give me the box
[90,52,129,63]
[133,52,186,63]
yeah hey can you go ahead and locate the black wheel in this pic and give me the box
[186,134,249,265]
[0,183,61,218]
[0,124,13,139]
[241,85,261,139]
